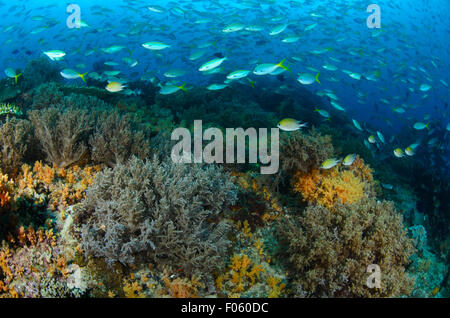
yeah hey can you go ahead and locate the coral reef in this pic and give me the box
[0,103,23,116]
[279,128,334,174]
[0,226,82,298]
[73,156,237,282]
[28,106,95,168]
[292,157,375,210]
[278,198,415,297]
[89,111,150,166]
[0,117,34,176]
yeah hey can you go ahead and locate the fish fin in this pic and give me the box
[14,73,21,84]
[315,73,321,84]
[278,59,290,72]
[79,72,88,83]
[179,83,187,91]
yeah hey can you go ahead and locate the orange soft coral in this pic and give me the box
[0,173,14,208]
[293,157,374,210]
[15,162,102,211]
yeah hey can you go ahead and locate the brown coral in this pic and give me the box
[278,198,415,297]
[28,106,95,168]
[279,128,334,174]
[0,117,34,176]
[73,156,237,282]
[89,111,150,167]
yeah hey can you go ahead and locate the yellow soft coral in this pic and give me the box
[0,173,14,208]
[293,157,374,210]
[216,253,265,297]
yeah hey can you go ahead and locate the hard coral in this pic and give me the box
[278,198,415,297]
[73,156,237,282]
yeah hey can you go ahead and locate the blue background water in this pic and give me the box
[1,0,449,161]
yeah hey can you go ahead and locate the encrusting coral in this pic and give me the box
[73,156,237,283]
[278,198,415,297]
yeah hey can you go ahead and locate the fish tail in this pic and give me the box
[315,72,321,84]
[179,83,187,91]
[79,72,88,83]
[14,73,21,84]
[278,59,290,72]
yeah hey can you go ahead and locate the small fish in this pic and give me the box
[376,131,385,143]
[314,108,330,119]
[368,135,377,144]
[405,147,415,156]
[199,57,227,72]
[277,118,307,131]
[393,148,405,158]
[106,81,125,93]
[4,68,21,84]
[253,59,289,75]
[320,158,340,169]
[269,24,288,36]
[381,183,394,190]
[419,83,432,92]
[342,154,357,166]
[142,41,170,50]
[226,70,250,80]
[207,83,228,91]
[159,83,187,95]
[352,119,364,131]
[222,22,245,33]
[101,45,126,54]
[60,69,87,82]
[297,72,320,85]
[413,122,429,130]
[43,50,66,61]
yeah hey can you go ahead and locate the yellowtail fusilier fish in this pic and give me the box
[142,41,170,50]
[253,59,289,75]
[4,68,21,84]
[60,69,87,82]
[199,57,227,72]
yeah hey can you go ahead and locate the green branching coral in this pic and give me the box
[278,198,415,297]
[0,103,23,116]
[73,156,238,282]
